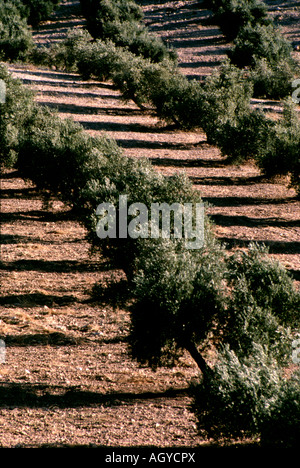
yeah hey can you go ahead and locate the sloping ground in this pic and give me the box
[0,0,299,448]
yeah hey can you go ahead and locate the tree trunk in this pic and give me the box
[184,340,213,379]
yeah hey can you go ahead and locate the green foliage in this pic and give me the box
[200,60,253,144]
[208,0,271,41]
[191,344,286,441]
[17,105,121,206]
[1,0,60,27]
[226,244,299,327]
[0,1,34,61]
[129,239,299,371]
[22,1,299,193]
[80,0,143,38]
[255,100,300,195]
[190,245,299,443]
[129,236,224,368]
[21,0,60,26]
[138,62,205,128]
[1,0,28,19]
[55,29,101,75]
[109,51,152,107]
[229,23,293,68]
[54,31,191,122]
[222,244,299,364]
[1,60,299,446]
[80,155,203,275]
[250,57,296,99]
[216,108,274,163]
[101,19,176,63]
[76,38,122,81]
[260,370,300,447]
[79,0,175,63]
[0,64,35,167]
[207,0,298,100]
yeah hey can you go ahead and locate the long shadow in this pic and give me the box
[4,332,81,347]
[140,0,204,9]
[151,16,209,32]
[18,78,102,90]
[146,7,206,22]
[179,59,223,68]
[150,156,229,169]
[185,73,209,80]
[141,0,205,14]
[0,293,78,307]
[171,36,225,49]
[287,269,300,282]
[2,332,126,348]
[181,45,229,56]
[0,187,40,199]
[0,382,191,409]
[39,89,121,100]
[80,122,171,135]
[40,101,145,117]
[0,170,19,179]
[111,138,202,150]
[172,36,225,49]
[266,0,300,11]
[191,175,273,186]
[32,18,86,33]
[210,213,300,228]
[202,196,298,207]
[0,233,82,245]
[149,13,209,30]
[170,25,224,39]
[218,237,300,255]
[0,209,78,223]
[0,259,108,273]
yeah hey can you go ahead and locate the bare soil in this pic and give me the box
[0,0,299,448]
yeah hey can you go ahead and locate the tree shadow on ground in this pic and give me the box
[3,332,81,347]
[0,209,78,223]
[0,293,78,307]
[0,233,83,245]
[0,382,191,409]
[91,277,132,311]
[218,237,300,255]
[210,213,300,228]
[0,259,108,273]
[1,187,40,199]
[202,196,298,207]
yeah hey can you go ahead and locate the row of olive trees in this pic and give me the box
[1,63,299,446]
[204,0,299,99]
[78,0,176,63]
[0,0,60,60]
[33,27,300,197]
[1,0,299,446]
[2,0,299,195]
